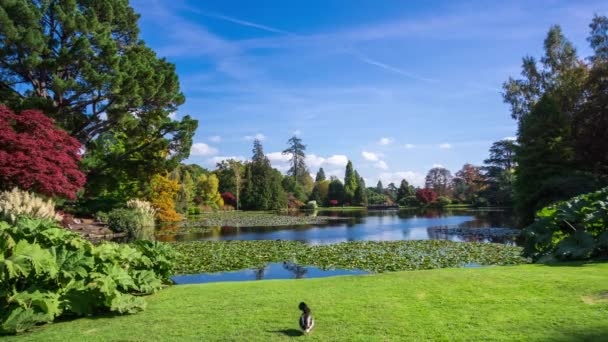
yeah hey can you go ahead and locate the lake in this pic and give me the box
[158,208,520,245]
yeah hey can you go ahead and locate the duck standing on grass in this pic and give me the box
[298,302,315,334]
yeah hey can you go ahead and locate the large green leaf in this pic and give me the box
[555,231,595,259]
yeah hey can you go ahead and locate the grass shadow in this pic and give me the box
[269,329,303,337]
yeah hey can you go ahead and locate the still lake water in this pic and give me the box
[158,208,519,245]
[171,262,369,284]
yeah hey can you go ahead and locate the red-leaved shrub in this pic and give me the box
[0,106,86,199]
[416,188,438,204]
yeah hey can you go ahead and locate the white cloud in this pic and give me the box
[208,155,247,164]
[168,112,178,120]
[325,155,349,167]
[209,135,222,143]
[503,136,517,141]
[293,129,301,136]
[244,133,266,141]
[374,161,389,170]
[379,171,426,187]
[362,151,381,161]
[404,144,415,149]
[432,164,444,168]
[438,143,452,149]
[379,137,394,145]
[190,143,218,156]
[266,153,349,174]
[267,152,292,163]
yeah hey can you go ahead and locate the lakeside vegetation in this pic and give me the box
[173,240,528,274]
[183,211,346,228]
[9,263,608,341]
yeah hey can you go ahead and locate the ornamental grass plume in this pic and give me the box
[0,188,62,223]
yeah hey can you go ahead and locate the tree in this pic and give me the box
[384,182,398,201]
[148,173,180,222]
[241,140,287,210]
[315,168,326,182]
[515,96,597,224]
[572,56,608,176]
[453,164,486,202]
[502,25,586,123]
[416,188,438,205]
[425,167,453,197]
[396,179,415,203]
[0,106,85,199]
[282,135,307,181]
[353,171,367,206]
[196,174,224,208]
[214,159,244,209]
[482,140,518,205]
[171,168,195,214]
[310,180,330,205]
[0,1,198,200]
[327,179,345,206]
[343,161,358,204]
[588,15,608,63]
[376,181,384,193]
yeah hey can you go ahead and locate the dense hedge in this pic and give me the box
[523,187,608,261]
[0,217,178,334]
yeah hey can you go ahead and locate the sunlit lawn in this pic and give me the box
[12,263,608,341]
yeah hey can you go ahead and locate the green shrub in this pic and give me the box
[523,187,608,261]
[436,196,452,207]
[0,217,178,334]
[306,201,318,210]
[107,207,155,239]
[399,196,420,207]
[0,188,61,223]
[187,207,202,215]
[96,211,110,224]
[472,196,489,207]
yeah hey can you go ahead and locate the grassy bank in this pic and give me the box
[13,263,608,341]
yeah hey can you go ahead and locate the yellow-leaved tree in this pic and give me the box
[197,174,224,208]
[149,173,181,222]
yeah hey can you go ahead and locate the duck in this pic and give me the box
[298,302,315,334]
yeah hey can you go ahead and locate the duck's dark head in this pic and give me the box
[299,302,310,313]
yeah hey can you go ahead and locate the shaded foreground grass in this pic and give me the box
[13,263,608,341]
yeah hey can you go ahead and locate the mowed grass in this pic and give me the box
[12,263,608,341]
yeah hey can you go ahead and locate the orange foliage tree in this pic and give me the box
[148,173,181,222]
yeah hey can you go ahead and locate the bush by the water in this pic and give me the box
[0,217,177,334]
[106,201,155,238]
[523,187,608,261]
[0,188,62,223]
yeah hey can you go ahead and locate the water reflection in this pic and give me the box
[158,208,521,245]
[170,262,367,284]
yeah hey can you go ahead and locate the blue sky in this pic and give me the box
[131,0,607,187]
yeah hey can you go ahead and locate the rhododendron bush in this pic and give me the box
[0,106,85,199]
[416,188,438,204]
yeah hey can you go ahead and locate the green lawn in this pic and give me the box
[12,263,608,341]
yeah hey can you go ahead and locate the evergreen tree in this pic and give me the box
[315,168,326,182]
[343,161,358,204]
[354,172,367,205]
[376,180,384,193]
[282,135,307,181]
[515,96,597,224]
[241,140,287,210]
[396,179,415,203]
[327,179,345,205]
